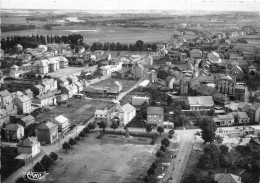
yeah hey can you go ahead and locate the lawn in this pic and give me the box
[46,133,157,183]
[36,98,108,125]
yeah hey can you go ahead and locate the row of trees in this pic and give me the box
[90,40,157,52]
[2,24,36,33]
[1,34,83,51]
[144,136,172,182]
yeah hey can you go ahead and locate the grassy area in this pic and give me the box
[46,132,157,183]
[36,98,108,125]
[182,150,203,179]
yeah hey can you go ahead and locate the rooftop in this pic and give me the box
[147,107,164,115]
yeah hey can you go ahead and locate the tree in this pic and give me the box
[220,144,229,154]
[88,122,95,132]
[49,152,58,161]
[110,122,118,132]
[161,138,170,147]
[16,177,26,183]
[40,155,53,170]
[167,96,172,105]
[169,129,175,136]
[203,143,221,168]
[146,124,153,134]
[33,162,44,172]
[198,117,217,143]
[136,40,144,51]
[83,127,90,134]
[79,131,85,139]
[215,135,223,145]
[198,153,213,169]
[183,173,199,183]
[156,150,164,158]
[75,136,81,141]
[62,142,71,152]
[68,138,76,146]
[151,162,157,169]
[160,145,166,152]
[98,121,107,132]
[219,154,231,167]
[37,75,42,79]
[147,167,155,176]
[157,126,164,135]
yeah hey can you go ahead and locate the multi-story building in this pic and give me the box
[5,123,24,141]
[32,60,49,75]
[234,85,250,102]
[17,137,41,158]
[36,122,58,144]
[13,95,32,114]
[53,115,70,135]
[147,107,164,127]
[215,75,236,97]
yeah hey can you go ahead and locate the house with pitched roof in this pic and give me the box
[213,113,234,126]
[132,64,145,79]
[95,109,109,124]
[18,115,35,127]
[232,112,250,124]
[57,77,69,89]
[32,91,57,107]
[213,93,230,105]
[17,137,41,158]
[147,107,164,127]
[5,123,24,141]
[186,96,214,110]
[214,173,241,183]
[230,65,244,80]
[36,122,58,144]
[13,94,32,114]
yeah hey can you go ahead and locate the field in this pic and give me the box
[46,133,157,183]
[36,98,109,124]
[1,25,174,44]
[91,78,139,92]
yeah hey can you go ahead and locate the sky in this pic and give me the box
[1,0,260,12]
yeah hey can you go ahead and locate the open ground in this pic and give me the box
[46,133,157,183]
[37,98,109,125]
[91,78,139,93]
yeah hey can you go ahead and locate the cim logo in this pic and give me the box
[23,170,49,181]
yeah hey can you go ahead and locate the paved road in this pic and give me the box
[163,130,195,183]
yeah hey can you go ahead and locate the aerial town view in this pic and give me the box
[0,0,260,183]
